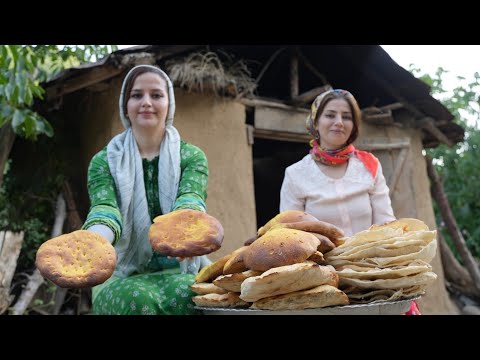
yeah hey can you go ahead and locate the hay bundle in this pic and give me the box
[166,51,257,97]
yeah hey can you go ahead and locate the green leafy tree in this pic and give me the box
[0,45,117,272]
[410,66,480,260]
[0,45,117,187]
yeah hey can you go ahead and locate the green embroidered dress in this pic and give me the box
[83,140,208,315]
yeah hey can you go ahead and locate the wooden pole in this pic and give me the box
[63,180,83,232]
[10,193,66,315]
[0,231,24,314]
[0,123,16,189]
[52,180,85,315]
[297,50,329,85]
[290,47,299,99]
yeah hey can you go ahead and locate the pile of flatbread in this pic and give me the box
[191,210,349,310]
[324,218,437,304]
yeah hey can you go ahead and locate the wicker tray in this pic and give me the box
[196,297,419,315]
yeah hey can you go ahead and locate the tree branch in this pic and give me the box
[0,123,16,189]
[10,193,66,315]
[426,155,480,292]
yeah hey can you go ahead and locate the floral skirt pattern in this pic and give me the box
[92,268,200,315]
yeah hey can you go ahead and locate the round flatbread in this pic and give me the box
[35,230,116,288]
[149,209,224,257]
[257,210,318,236]
[243,228,320,272]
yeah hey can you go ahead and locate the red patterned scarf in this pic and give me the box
[309,140,378,178]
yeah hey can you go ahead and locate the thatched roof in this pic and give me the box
[40,45,464,148]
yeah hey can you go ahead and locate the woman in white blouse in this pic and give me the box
[280,91,424,315]
[280,89,396,237]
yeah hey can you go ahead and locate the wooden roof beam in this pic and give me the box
[290,85,333,105]
[45,65,126,101]
[361,102,403,126]
[337,47,424,117]
[297,49,329,85]
[418,117,454,147]
[336,46,453,146]
[43,50,180,101]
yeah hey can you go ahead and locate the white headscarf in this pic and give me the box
[106,65,181,277]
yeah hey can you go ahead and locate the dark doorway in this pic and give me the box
[252,138,310,229]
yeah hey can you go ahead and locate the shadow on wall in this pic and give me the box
[253,138,310,228]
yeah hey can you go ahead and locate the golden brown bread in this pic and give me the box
[192,292,250,308]
[240,262,338,302]
[244,235,259,246]
[223,246,249,275]
[333,237,347,247]
[310,233,336,253]
[35,230,116,288]
[250,284,349,310]
[213,270,262,292]
[369,218,430,232]
[243,228,320,272]
[194,253,232,283]
[270,220,344,242]
[149,209,224,257]
[257,210,318,236]
[190,282,228,295]
[307,251,325,264]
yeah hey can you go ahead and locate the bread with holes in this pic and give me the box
[35,230,116,288]
[243,228,320,272]
[149,209,224,257]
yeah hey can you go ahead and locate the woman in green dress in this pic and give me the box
[82,64,210,315]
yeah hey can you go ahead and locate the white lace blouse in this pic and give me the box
[280,153,395,237]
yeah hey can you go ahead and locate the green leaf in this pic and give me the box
[42,120,54,137]
[23,115,37,140]
[11,85,19,105]
[7,45,18,66]
[1,45,117,143]
[24,86,33,106]
[11,109,25,129]
[0,46,7,67]
[4,83,13,101]
[0,114,8,128]
[0,102,13,118]
[34,116,53,137]
[30,84,44,99]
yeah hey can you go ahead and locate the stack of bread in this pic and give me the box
[191,210,350,310]
[324,218,437,304]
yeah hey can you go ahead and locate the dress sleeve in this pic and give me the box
[172,142,208,212]
[369,161,396,225]
[279,167,305,212]
[82,148,122,245]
